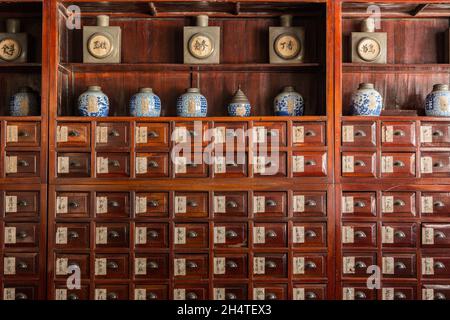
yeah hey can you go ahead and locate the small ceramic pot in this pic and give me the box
[350,83,383,116]
[78,86,109,117]
[176,88,207,117]
[9,86,39,116]
[227,87,251,117]
[129,88,161,117]
[425,84,450,117]
[273,86,304,116]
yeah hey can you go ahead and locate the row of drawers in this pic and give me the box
[341,284,450,300]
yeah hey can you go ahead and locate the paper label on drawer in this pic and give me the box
[253,127,266,144]
[213,288,225,300]
[214,196,226,213]
[253,156,266,174]
[422,289,434,300]
[214,127,226,144]
[293,226,305,243]
[382,226,394,244]
[253,257,265,274]
[57,126,68,143]
[4,257,15,275]
[135,257,147,275]
[56,258,68,275]
[342,196,354,213]
[174,289,186,300]
[134,289,146,300]
[96,196,108,214]
[293,156,304,173]
[135,196,147,214]
[342,156,354,173]
[135,126,148,144]
[343,256,355,274]
[342,288,354,300]
[293,126,304,143]
[5,195,17,213]
[95,289,107,300]
[214,226,226,244]
[173,127,188,144]
[422,227,435,245]
[174,258,186,276]
[382,257,394,274]
[96,127,108,144]
[4,227,16,244]
[342,226,354,244]
[56,196,68,214]
[382,126,394,143]
[420,126,433,143]
[95,227,108,244]
[253,226,265,244]
[96,157,109,174]
[214,257,226,275]
[421,196,433,214]
[293,288,305,300]
[422,257,434,275]
[57,157,69,174]
[56,227,68,244]
[6,156,17,173]
[136,157,147,174]
[382,196,394,213]
[174,227,186,244]
[253,288,265,300]
[135,227,147,245]
[253,196,265,213]
[3,288,15,300]
[342,126,354,143]
[6,125,18,143]
[381,156,393,173]
[174,157,187,174]
[55,289,67,300]
[293,257,305,274]
[382,288,394,300]
[421,156,433,174]
[293,195,305,212]
[214,156,226,174]
[174,196,186,214]
[95,258,107,275]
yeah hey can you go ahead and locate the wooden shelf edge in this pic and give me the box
[340,115,450,122]
[55,115,328,121]
[342,63,450,73]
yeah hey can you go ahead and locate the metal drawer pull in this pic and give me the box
[354,130,366,137]
[187,200,198,207]
[433,162,444,168]
[267,130,278,137]
[186,292,198,300]
[18,131,30,137]
[148,200,159,207]
[107,292,118,300]
[68,130,79,137]
[186,261,198,269]
[17,261,28,270]
[394,292,406,300]
[305,130,316,137]
[18,200,28,207]
[107,261,119,269]
[108,160,120,167]
[434,201,445,207]
[394,200,405,206]
[355,261,367,269]
[393,130,405,136]
[67,294,79,300]
[226,162,238,167]
[394,262,407,270]
[354,231,367,239]
[305,230,317,238]
[393,161,404,167]
[266,293,277,300]
[68,231,79,239]
[435,292,446,300]
[265,161,273,167]
[226,230,238,239]
[187,231,198,238]
[188,130,198,137]
[226,200,238,208]
[394,231,406,239]
[226,293,237,300]
[265,260,277,268]
[354,160,365,167]
[305,160,316,166]
[148,131,159,138]
[15,293,28,300]
[435,231,446,239]
[17,230,28,239]
[18,160,29,167]
[69,201,79,208]
[147,292,158,300]
[108,230,120,239]
[187,163,198,168]
[266,200,277,207]
[148,160,159,168]
[305,292,317,300]
[70,161,81,168]
[108,129,120,137]
[305,261,317,269]
[108,201,120,207]
[266,230,277,238]
[354,201,365,208]
[355,291,366,299]
[435,261,446,270]
[147,230,159,239]
[432,130,444,137]
[305,200,317,207]
[226,260,238,269]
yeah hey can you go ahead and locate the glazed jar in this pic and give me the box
[9,86,39,116]
[425,84,450,117]
[227,87,251,117]
[176,88,207,117]
[129,88,161,117]
[273,86,304,116]
[78,86,109,117]
[350,83,383,116]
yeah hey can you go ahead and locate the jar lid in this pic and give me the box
[358,83,374,90]
[196,15,209,27]
[280,15,293,27]
[97,15,110,27]
[187,87,200,93]
[361,18,376,33]
[139,88,153,93]
[433,84,449,91]
[282,86,296,93]
[6,19,20,33]
[88,86,102,91]
[230,86,250,104]
[18,86,33,93]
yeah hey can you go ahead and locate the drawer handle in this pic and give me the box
[226,230,238,239]
[187,231,198,238]
[188,130,198,137]
[355,231,367,239]
[69,201,79,208]
[433,130,444,137]
[17,200,28,207]
[265,161,273,168]
[355,261,367,269]
[266,230,277,238]
[354,201,365,208]
[107,261,119,270]
[394,200,405,207]
[15,293,28,300]
[68,130,79,137]
[394,262,407,270]
[305,292,317,300]
[394,292,406,300]
[305,200,317,207]
[68,231,79,239]
[108,160,120,167]
[108,129,120,137]
[148,131,159,138]
[305,160,316,166]
[69,161,81,168]
[148,200,159,207]
[17,261,28,270]
[266,293,277,300]
[17,230,28,239]
[147,261,159,269]
[18,160,29,167]
[186,292,198,300]
[394,231,406,239]
[186,261,198,269]
[187,200,198,207]
[108,201,120,208]
[226,293,237,300]
[18,130,30,138]
[434,201,445,208]
[187,163,198,168]
[393,161,404,167]
[226,200,238,208]
[267,130,278,137]
[266,200,277,207]
[354,130,366,137]
[305,261,317,269]
[147,230,159,239]
[435,231,446,239]
[148,160,159,168]
[67,293,79,300]
[305,130,316,137]
[226,260,238,269]
[355,291,366,300]
[265,260,277,269]
[147,292,158,300]
[433,162,444,168]
[393,130,405,137]
[435,261,446,270]
[108,230,120,239]
[434,292,446,300]
[354,160,365,167]
[107,292,118,300]
[226,162,238,167]
[305,230,317,238]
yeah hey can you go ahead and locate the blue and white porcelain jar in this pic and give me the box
[425,84,450,117]
[350,83,383,116]
[227,87,251,117]
[273,86,304,116]
[78,86,109,117]
[176,88,207,117]
[9,86,39,116]
[129,88,161,117]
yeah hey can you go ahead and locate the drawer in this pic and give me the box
[134,254,169,279]
[380,286,416,300]
[252,152,287,177]
[253,223,287,248]
[95,192,129,218]
[95,122,130,148]
[95,223,129,248]
[292,284,327,300]
[173,153,208,178]
[213,254,247,279]
[292,122,326,147]
[381,122,416,147]
[3,223,39,248]
[421,192,450,217]
[292,222,327,248]
[6,122,40,147]
[57,153,90,177]
[5,152,39,177]
[341,152,376,177]
[55,223,90,249]
[382,223,417,247]
[173,223,208,249]
[292,152,327,177]
[213,122,247,148]
[292,253,326,278]
[253,254,287,278]
[2,284,38,300]
[422,223,450,247]
[382,254,416,278]
[292,192,326,217]
[54,284,90,300]
[135,123,169,149]
[56,123,90,148]
[422,284,450,300]
[342,122,376,147]
[4,191,39,218]
[174,192,208,218]
[135,192,168,217]
[94,254,129,279]
[342,223,376,248]
[381,153,416,178]
[253,284,287,300]
[342,252,376,278]
[252,192,287,217]
[134,223,168,248]
[213,284,248,300]
[95,285,129,300]
[341,192,376,217]
[421,152,450,177]
[213,223,247,248]
[381,192,416,217]
[212,153,247,178]
[421,254,450,279]
[173,285,208,300]
[133,285,168,300]
[341,285,376,300]
[173,254,208,280]
[173,122,209,146]
[3,253,39,277]
[96,153,130,177]
[213,192,247,217]
[253,122,287,146]
[56,192,89,218]
[54,253,89,279]
[135,152,169,178]
[420,122,450,147]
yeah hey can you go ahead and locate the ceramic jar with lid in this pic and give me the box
[129,88,161,117]
[9,86,39,116]
[176,88,207,117]
[78,86,109,117]
[273,86,304,116]
[425,84,450,117]
[227,86,251,117]
[0,19,28,63]
[350,83,383,116]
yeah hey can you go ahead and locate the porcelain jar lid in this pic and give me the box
[358,83,374,90]
[139,88,154,93]
[97,15,110,27]
[433,84,449,91]
[6,19,20,33]
[230,86,250,104]
[87,86,102,91]
[280,15,293,27]
[186,87,201,93]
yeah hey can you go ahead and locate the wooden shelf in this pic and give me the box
[342,63,450,73]
[340,115,450,122]
[0,63,42,71]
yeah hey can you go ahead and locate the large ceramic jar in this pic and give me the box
[176,88,207,117]
[9,86,39,116]
[350,83,383,116]
[425,84,450,117]
[78,86,109,117]
[273,86,304,116]
[227,87,251,117]
[129,88,161,117]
